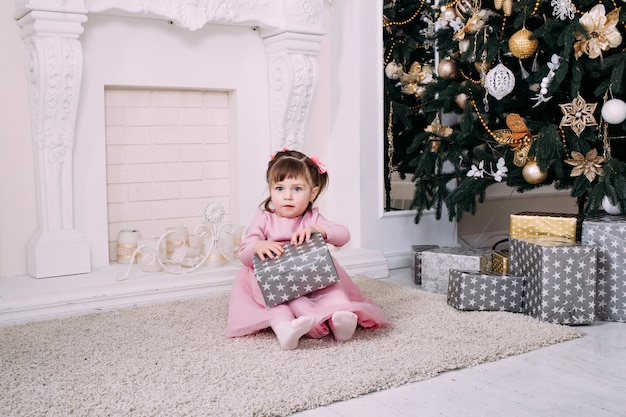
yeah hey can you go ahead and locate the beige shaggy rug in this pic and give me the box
[0,276,582,417]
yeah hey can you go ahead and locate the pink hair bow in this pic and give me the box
[310,155,327,174]
[270,147,289,160]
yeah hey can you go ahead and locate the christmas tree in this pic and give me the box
[383,0,626,223]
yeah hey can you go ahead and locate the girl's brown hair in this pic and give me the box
[261,150,329,213]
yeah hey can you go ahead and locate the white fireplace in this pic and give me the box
[16,0,327,278]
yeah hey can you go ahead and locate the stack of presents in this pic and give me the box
[412,212,626,325]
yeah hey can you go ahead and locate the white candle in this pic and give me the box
[117,230,140,264]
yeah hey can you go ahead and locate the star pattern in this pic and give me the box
[253,233,339,308]
[510,238,597,324]
[421,247,492,294]
[559,94,598,137]
[410,245,440,284]
[582,214,626,323]
[448,270,524,312]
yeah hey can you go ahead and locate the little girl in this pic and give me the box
[226,150,390,350]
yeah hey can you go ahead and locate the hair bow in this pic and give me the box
[270,147,289,160]
[310,155,327,174]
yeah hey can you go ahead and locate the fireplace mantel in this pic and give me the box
[15,0,325,278]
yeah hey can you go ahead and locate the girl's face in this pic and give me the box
[270,176,319,218]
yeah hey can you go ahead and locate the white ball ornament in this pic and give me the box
[601,99,626,124]
[602,196,622,215]
[385,61,403,80]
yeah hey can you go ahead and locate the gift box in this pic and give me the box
[447,269,525,312]
[510,212,583,242]
[410,245,439,285]
[582,213,626,322]
[253,232,339,308]
[421,247,492,294]
[491,250,509,274]
[510,237,596,324]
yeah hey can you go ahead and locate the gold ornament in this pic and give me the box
[522,159,548,184]
[454,12,487,41]
[494,0,513,15]
[385,61,403,80]
[437,59,457,80]
[399,62,434,98]
[564,149,605,182]
[455,0,473,21]
[493,113,536,167]
[573,5,622,60]
[425,115,453,152]
[559,94,598,137]
[455,93,468,109]
[474,61,491,73]
[509,28,539,59]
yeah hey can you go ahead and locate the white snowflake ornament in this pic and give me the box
[485,63,515,100]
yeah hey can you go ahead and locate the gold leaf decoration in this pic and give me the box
[564,149,605,182]
[493,113,536,167]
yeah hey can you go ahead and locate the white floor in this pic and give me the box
[292,269,626,417]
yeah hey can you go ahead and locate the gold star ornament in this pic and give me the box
[559,94,598,136]
[564,149,605,182]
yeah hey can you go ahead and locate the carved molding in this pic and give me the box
[14,0,324,276]
[19,11,87,232]
[266,38,319,150]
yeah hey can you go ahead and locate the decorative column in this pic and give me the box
[264,31,323,151]
[17,10,91,278]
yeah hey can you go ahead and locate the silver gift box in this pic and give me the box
[582,213,626,322]
[421,247,492,294]
[410,245,439,285]
[510,237,596,325]
[253,232,339,308]
[447,269,525,312]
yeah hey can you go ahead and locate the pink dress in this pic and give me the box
[226,208,391,339]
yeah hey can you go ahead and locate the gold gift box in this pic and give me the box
[509,212,583,242]
[492,250,509,274]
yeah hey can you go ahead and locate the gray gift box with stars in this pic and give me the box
[253,232,339,308]
[447,270,525,313]
[421,247,493,294]
[582,213,626,323]
[510,237,596,325]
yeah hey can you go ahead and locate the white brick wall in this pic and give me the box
[105,88,233,261]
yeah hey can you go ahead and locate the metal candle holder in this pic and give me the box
[115,202,236,280]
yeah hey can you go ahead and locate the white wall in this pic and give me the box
[325,0,457,265]
[0,0,458,277]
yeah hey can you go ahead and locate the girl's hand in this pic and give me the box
[291,225,327,245]
[254,240,285,261]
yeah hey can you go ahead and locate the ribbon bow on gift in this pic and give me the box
[493,113,536,167]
